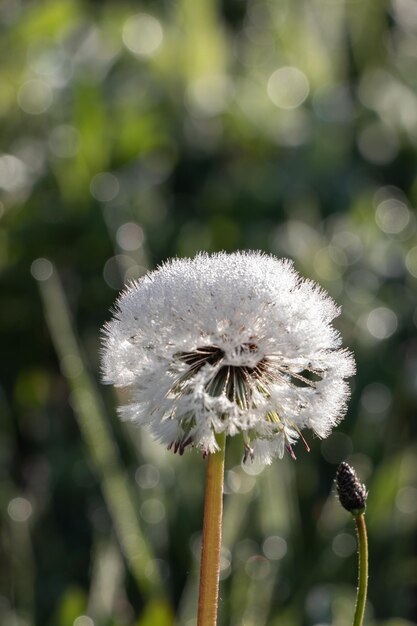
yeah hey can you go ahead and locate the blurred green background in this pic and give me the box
[1,0,417,625]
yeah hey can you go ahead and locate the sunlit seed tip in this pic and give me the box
[286,444,297,460]
[243,443,254,464]
[295,425,310,452]
[335,461,367,514]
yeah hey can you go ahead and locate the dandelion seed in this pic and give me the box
[101,251,355,463]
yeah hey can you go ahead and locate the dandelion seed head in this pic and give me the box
[102,251,355,463]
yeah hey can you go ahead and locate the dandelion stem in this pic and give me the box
[197,432,226,626]
[353,512,368,626]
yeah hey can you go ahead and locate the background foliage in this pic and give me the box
[1,0,417,625]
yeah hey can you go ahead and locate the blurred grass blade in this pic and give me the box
[232,564,277,626]
[87,539,124,622]
[36,264,167,602]
[7,513,35,626]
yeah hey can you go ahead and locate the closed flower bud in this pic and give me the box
[336,462,367,514]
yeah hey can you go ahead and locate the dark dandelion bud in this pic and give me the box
[336,462,367,514]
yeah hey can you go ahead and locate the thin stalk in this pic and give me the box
[197,432,226,626]
[353,512,368,626]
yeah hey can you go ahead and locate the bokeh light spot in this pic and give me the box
[90,172,119,202]
[49,125,80,159]
[116,222,145,251]
[187,75,233,117]
[332,533,356,557]
[225,469,241,493]
[375,199,410,234]
[392,0,417,30]
[314,247,342,281]
[140,498,165,524]
[331,231,362,264]
[145,558,170,581]
[219,547,232,577]
[60,354,83,379]
[262,535,287,560]
[306,586,331,620]
[396,487,417,514]
[103,255,143,289]
[360,382,392,415]
[0,155,28,192]
[18,79,52,115]
[241,458,265,476]
[135,464,160,489]
[369,240,404,278]
[345,270,379,305]
[405,247,417,277]
[73,617,94,626]
[267,66,309,109]
[225,468,255,494]
[30,258,53,281]
[244,555,271,580]
[367,307,398,339]
[8,497,32,522]
[122,13,163,57]
[358,123,399,165]
[313,83,353,123]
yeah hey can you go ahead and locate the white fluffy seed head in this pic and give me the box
[101,251,355,463]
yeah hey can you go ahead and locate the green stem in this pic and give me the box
[197,432,227,626]
[353,512,368,626]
